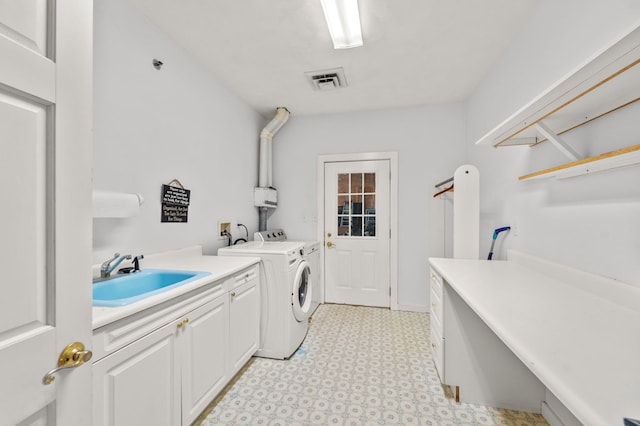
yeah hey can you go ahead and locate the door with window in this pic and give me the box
[324,160,390,307]
[0,2,93,424]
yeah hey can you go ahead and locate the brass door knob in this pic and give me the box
[43,342,93,385]
[326,241,334,248]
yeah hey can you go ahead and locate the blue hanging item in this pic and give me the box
[487,226,511,260]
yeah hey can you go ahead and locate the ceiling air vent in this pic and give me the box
[305,67,348,91]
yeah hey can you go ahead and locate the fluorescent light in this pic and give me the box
[320,0,363,49]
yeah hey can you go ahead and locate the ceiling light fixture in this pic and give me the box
[319,0,363,49]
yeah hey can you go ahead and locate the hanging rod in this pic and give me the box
[434,176,453,188]
[433,184,454,198]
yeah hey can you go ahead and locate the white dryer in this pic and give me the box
[218,240,312,359]
[254,229,322,314]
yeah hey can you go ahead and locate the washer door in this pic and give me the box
[292,260,312,322]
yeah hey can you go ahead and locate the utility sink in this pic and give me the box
[93,269,211,307]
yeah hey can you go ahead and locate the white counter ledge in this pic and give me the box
[428,254,640,425]
[92,246,260,329]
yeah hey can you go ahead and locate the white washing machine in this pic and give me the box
[218,240,312,359]
[254,229,322,314]
[302,241,321,314]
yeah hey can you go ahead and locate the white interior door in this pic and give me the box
[324,160,390,307]
[0,1,93,425]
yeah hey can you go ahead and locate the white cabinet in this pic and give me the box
[180,294,229,425]
[93,319,181,426]
[228,267,260,376]
[93,264,260,426]
[429,263,545,412]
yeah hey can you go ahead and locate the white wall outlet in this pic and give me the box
[218,220,231,239]
[511,223,519,237]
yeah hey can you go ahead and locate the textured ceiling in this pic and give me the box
[129,0,540,117]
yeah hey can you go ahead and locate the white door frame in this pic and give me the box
[317,152,399,310]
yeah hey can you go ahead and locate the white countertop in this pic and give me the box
[92,246,260,329]
[428,256,640,426]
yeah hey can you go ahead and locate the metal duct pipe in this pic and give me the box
[259,107,290,188]
[258,207,268,232]
[257,107,290,232]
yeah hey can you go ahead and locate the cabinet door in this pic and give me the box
[429,268,445,382]
[180,295,229,425]
[93,321,180,426]
[229,277,260,375]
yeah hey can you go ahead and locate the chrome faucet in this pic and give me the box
[100,253,132,278]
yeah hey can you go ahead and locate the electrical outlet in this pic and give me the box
[218,220,231,239]
[511,223,519,237]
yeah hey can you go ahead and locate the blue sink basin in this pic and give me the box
[93,269,210,307]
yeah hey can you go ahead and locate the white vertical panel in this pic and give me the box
[453,165,479,259]
[336,250,352,290]
[361,251,376,291]
[0,0,48,54]
[0,92,47,333]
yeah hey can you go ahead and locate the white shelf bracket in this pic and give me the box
[534,122,581,161]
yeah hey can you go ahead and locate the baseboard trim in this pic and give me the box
[394,304,428,313]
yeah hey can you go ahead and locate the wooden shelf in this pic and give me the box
[519,144,640,180]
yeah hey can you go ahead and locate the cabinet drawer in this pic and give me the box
[430,268,443,293]
[93,283,225,361]
[430,323,444,383]
[430,286,443,331]
[226,265,259,291]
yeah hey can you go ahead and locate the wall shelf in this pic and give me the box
[519,144,640,180]
[475,26,640,148]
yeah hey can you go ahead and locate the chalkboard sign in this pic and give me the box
[161,183,190,223]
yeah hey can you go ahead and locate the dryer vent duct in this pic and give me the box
[257,107,290,232]
[305,67,348,91]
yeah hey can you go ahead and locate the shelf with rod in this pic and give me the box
[519,144,640,180]
[475,26,640,148]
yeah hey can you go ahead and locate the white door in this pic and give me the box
[0,1,93,425]
[324,160,390,307]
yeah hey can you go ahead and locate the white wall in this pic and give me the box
[93,0,265,263]
[268,105,466,309]
[466,0,640,284]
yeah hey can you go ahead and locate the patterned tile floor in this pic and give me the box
[195,304,548,425]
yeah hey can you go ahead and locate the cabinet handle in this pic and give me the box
[432,343,436,349]
[176,318,189,329]
[230,291,236,297]
[431,302,436,307]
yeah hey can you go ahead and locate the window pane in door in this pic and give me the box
[338,174,349,193]
[364,194,376,236]
[337,195,349,214]
[364,173,375,193]
[351,217,363,237]
[338,216,350,236]
[351,173,362,193]
[351,194,362,214]
[364,195,375,211]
